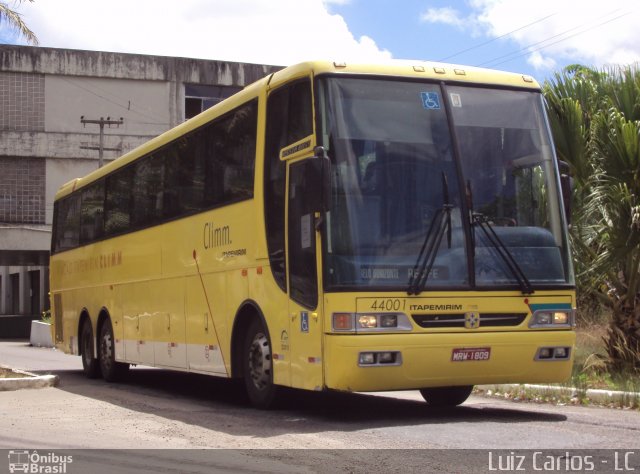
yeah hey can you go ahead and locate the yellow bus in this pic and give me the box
[50,60,576,408]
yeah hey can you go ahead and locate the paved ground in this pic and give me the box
[1,341,640,473]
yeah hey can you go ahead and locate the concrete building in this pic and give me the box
[0,44,279,321]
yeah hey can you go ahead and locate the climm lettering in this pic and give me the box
[409,304,463,311]
[203,222,231,249]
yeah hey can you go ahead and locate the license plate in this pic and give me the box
[451,347,491,362]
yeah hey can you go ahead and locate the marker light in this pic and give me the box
[359,353,376,365]
[553,347,569,359]
[377,352,396,363]
[333,313,354,331]
[358,351,402,366]
[538,348,553,359]
[535,346,571,361]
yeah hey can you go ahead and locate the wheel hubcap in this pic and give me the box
[248,332,271,391]
[101,330,113,371]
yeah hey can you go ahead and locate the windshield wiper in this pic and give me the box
[407,173,452,295]
[471,213,534,295]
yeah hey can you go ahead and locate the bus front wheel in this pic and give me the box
[98,318,129,382]
[242,318,278,409]
[419,385,473,407]
[80,319,100,379]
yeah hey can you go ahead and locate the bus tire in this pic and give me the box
[419,385,473,407]
[98,318,129,382]
[242,318,278,409]
[80,319,100,379]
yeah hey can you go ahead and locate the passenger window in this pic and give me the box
[105,167,134,235]
[80,182,105,243]
[204,100,258,207]
[54,194,81,252]
[132,155,164,227]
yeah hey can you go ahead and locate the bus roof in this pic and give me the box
[268,60,540,90]
[54,60,540,201]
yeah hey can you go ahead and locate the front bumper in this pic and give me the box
[323,330,575,392]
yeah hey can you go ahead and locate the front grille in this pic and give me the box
[412,313,527,329]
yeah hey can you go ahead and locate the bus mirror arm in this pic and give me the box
[312,146,332,214]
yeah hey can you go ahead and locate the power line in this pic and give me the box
[477,8,633,69]
[60,77,166,124]
[437,12,558,62]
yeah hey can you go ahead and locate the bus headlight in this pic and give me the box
[332,313,412,332]
[380,314,398,328]
[529,309,575,328]
[356,313,411,331]
[358,314,378,329]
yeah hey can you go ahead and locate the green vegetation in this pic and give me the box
[477,309,640,409]
[572,328,640,396]
[544,64,640,373]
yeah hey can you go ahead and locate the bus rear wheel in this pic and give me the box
[80,319,100,378]
[98,318,129,382]
[420,385,473,407]
[243,318,278,409]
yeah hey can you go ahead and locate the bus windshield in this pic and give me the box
[318,76,574,291]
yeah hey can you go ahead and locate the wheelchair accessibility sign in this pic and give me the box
[300,311,309,333]
[420,91,441,110]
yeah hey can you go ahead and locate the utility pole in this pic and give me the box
[80,116,124,168]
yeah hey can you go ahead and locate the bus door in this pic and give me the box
[286,158,324,390]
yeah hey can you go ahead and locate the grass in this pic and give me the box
[476,308,640,409]
[0,367,30,379]
[570,323,640,396]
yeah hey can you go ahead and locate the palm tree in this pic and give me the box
[543,67,600,303]
[589,104,640,370]
[544,65,640,371]
[0,0,38,45]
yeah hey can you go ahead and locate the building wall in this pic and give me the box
[45,75,171,135]
[0,45,279,315]
[0,71,45,131]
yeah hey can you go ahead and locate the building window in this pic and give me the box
[0,157,45,224]
[0,72,45,132]
[184,84,242,120]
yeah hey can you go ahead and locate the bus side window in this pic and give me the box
[105,166,134,236]
[199,100,257,209]
[214,100,257,203]
[264,79,313,292]
[132,154,164,227]
[54,194,80,252]
[80,181,105,244]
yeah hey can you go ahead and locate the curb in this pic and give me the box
[478,384,640,405]
[0,366,59,392]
